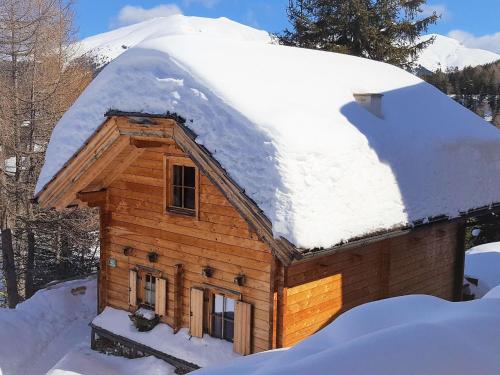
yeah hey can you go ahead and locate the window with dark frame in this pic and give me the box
[143,274,156,308]
[210,293,235,342]
[171,165,196,212]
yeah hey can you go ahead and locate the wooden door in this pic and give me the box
[129,269,137,308]
[155,278,167,317]
[190,288,204,338]
[234,301,252,355]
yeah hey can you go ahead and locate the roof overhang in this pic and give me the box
[36,111,299,265]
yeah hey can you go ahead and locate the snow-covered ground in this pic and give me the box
[0,276,97,374]
[465,241,500,298]
[194,295,500,375]
[46,347,173,375]
[0,276,175,375]
[93,307,239,367]
[3,242,500,374]
[417,34,500,72]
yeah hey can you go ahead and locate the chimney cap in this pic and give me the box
[353,93,384,119]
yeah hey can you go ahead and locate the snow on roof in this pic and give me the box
[36,15,500,249]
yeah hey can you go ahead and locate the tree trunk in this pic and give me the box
[1,228,19,308]
[25,231,35,298]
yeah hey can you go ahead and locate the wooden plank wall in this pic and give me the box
[99,144,274,353]
[281,221,461,347]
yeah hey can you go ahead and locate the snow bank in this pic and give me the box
[465,242,500,297]
[92,307,239,367]
[0,276,97,375]
[37,15,500,249]
[417,34,500,72]
[46,347,174,375]
[193,295,500,375]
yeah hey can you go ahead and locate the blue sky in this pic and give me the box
[74,0,500,53]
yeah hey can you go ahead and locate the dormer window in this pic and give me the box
[165,157,198,216]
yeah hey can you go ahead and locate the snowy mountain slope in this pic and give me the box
[416,34,500,72]
[75,16,271,65]
[37,15,500,249]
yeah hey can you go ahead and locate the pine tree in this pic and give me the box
[280,0,439,69]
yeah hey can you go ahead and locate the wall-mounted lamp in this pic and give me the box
[202,266,214,278]
[234,274,245,286]
[148,251,159,263]
[108,257,117,268]
[123,247,134,256]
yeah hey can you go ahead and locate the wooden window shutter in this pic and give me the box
[234,301,252,355]
[129,270,137,308]
[190,288,204,338]
[155,278,167,317]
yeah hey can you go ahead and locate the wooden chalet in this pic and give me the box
[33,15,500,371]
[36,110,472,360]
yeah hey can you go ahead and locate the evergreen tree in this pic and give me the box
[280,0,439,69]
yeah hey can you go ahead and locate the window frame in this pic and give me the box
[164,156,199,218]
[207,291,236,343]
[137,271,157,310]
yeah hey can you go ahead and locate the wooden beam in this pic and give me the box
[54,136,132,210]
[130,139,168,149]
[173,263,183,334]
[38,119,119,208]
[77,189,107,207]
[453,220,466,302]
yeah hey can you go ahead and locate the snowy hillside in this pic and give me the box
[417,34,500,72]
[75,16,271,66]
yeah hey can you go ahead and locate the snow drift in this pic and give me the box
[36,15,500,249]
[465,241,500,298]
[193,295,500,375]
[0,277,96,375]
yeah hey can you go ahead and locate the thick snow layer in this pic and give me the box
[46,347,174,375]
[37,15,500,249]
[193,295,500,375]
[0,277,97,375]
[465,241,500,298]
[417,34,500,72]
[92,307,239,367]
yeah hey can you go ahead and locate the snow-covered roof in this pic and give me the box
[36,15,500,249]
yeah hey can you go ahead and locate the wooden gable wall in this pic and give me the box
[99,143,275,353]
[277,220,463,347]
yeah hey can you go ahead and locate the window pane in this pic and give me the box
[214,295,223,313]
[184,187,195,209]
[223,319,234,342]
[172,186,183,207]
[212,315,223,339]
[173,165,183,186]
[225,298,235,319]
[184,166,196,187]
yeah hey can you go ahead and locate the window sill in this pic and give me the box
[167,207,197,218]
